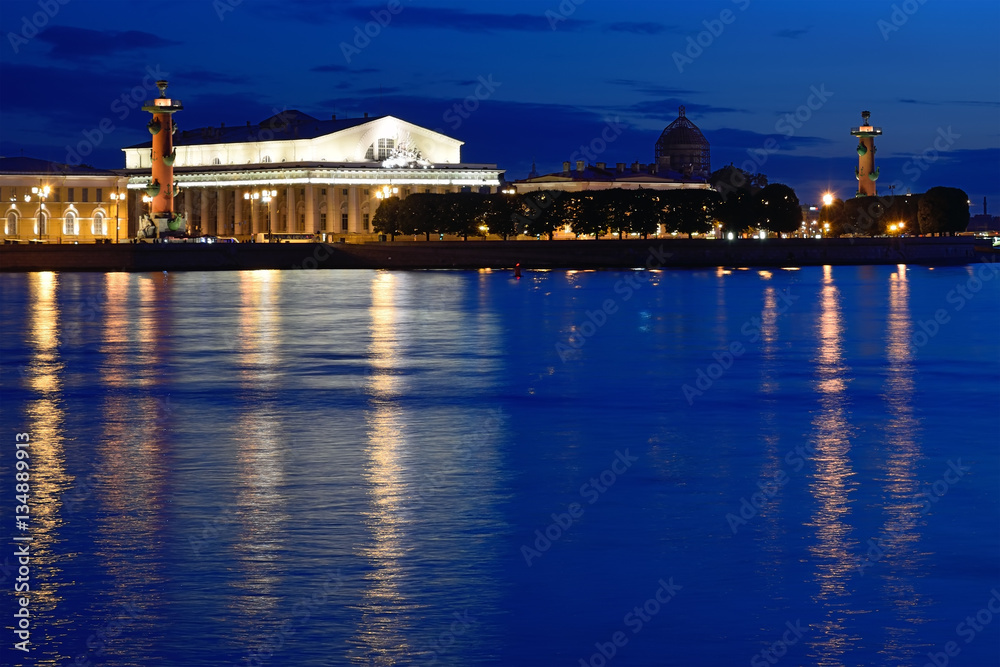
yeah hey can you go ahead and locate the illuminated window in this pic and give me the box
[92,212,106,236]
[6,211,17,235]
[365,138,395,160]
[36,211,47,235]
[63,211,77,235]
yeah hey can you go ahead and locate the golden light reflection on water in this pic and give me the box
[877,264,926,664]
[755,286,787,593]
[23,272,71,658]
[353,271,414,662]
[806,265,862,665]
[231,271,288,631]
[94,272,170,660]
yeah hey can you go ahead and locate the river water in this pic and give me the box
[1,264,998,666]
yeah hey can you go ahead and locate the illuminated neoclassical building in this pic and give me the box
[1,157,129,243]
[122,110,503,240]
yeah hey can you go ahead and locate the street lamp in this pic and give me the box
[243,190,261,238]
[260,189,277,241]
[109,190,124,243]
[822,192,834,207]
[30,185,50,240]
[375,184,398,200]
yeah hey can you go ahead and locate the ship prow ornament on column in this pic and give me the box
[851,110,882,197]
[139,80,185,238]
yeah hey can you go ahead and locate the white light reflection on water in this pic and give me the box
[806,265,863,665]
[875,264,928,664]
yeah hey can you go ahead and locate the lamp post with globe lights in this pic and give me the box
[109,190,124,243]
[28,185,50,241]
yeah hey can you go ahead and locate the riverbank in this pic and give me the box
[0,236,991,272]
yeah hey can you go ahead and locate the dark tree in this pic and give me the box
[481,193,519,239]
[717,189,757,237]
[630,191,666,239]
[438,192,483,240]
[709,164,767,200]
[516,190,563,239]
[819,197,847,237]
[372,196,403,240]
[399,193,442,240]
[662,189,721,236]
[565,192,606,238]
[919,186,969,236]
[755,183,802,235]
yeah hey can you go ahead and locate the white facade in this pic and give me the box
[123,115,464,170]
[122,114,501,240]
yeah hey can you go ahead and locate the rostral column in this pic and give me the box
[141,80,184,235]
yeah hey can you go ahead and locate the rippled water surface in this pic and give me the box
[1,265,998,666]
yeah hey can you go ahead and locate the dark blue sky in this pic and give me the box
[1,0,998,208]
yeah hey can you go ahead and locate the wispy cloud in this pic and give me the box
[37,26,181,59]
[176,70,249,85]
[773,27,811,39]
[343,6,592,32]
[623,99,751,119]
[900,98,1000,107]
[607,22,680,35]
[608,79,700,97]
[311,64,380,74]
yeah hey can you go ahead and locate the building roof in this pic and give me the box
[656,106,709,148]
[0,157,117,175]
[516,162,703,185]
[124,110,390,149]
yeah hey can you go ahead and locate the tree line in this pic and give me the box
[371,165,969,240]
[372,183,804,240]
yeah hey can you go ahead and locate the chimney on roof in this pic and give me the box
[576,160,585,172]
[617,163,625,173]
[596,162,606,170]
[563,161,571,172]
[632,162,639,173]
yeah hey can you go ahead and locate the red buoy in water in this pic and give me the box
[514,262,521,279]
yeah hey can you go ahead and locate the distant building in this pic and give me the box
[513,160,711,194]
[968,197,1000,232]
[1,157,128,243]
[655,106,711,178]
[122,110,503,240]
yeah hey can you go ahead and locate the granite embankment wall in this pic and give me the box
[0,237,992,272]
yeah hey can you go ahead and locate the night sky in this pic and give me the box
[1,0,998,208]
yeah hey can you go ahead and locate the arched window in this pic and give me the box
[63,211,77,235]
[6,211,17,235]
[92,212,106,236]
[36,211,47,235]
[365,138,395,161]
[212,156,221,165]
[261,155,272,163]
